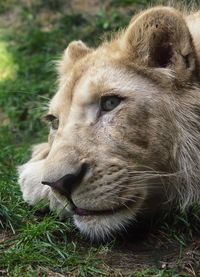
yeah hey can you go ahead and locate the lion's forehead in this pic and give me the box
[50,59,157,121]
[74,66,135,100]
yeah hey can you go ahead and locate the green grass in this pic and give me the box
[1,216,105,276]
[0,0,199,276]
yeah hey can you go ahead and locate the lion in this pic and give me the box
[18,6,200,240]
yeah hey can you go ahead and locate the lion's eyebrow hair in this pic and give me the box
[100,88,128,97]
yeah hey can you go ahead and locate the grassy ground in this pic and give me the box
[0,0,200,276]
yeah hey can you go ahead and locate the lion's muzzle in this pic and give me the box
[41,162,88,200]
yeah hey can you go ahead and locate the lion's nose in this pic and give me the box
[42,163,88,198]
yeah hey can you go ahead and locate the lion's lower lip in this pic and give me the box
[73,200,135,216]
[74,207,117,216]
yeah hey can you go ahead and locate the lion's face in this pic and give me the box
[42,47,176,239]
[19,7,199,240]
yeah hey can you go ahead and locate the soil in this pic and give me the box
[104,237,200,276]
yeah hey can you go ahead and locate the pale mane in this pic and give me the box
[170,89,200,208]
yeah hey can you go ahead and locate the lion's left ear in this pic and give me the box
[58,40,92,76]
[122,7,198,83]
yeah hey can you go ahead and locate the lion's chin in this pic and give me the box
[73,210,136,241]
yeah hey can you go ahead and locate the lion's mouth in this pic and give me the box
[72,200,135,217]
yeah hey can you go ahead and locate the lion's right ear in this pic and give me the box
[58,40,92,76]
[122,7,199,83]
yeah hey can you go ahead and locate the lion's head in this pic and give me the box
[19,7,200,240]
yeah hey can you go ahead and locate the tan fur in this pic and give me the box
[18,6,200,240]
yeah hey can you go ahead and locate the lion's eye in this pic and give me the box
[44,114,59,130]
[100,96,122,113]
[51,118,59,130]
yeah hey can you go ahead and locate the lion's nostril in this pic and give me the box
[42,162,89,198]
[41,181,52,186]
